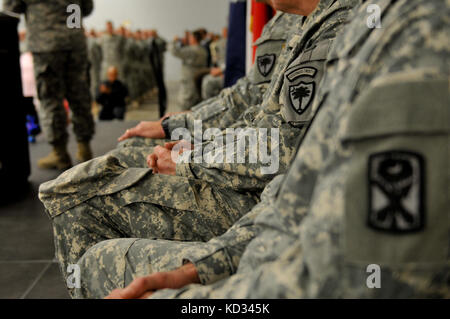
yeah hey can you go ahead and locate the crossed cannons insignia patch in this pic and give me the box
[257,54,276,77]
[368,151,425,233]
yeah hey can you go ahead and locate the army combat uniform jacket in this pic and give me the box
[4,0,95,145]
[145,0,447,299]
[40,0,361,298]
[170,42,208,110]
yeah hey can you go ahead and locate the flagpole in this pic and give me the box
[246,0,253,75]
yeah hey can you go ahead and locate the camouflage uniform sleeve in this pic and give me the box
[167,76,260,136]
[182,175,283,285]
[170,41,195,61]
[174,129,293,191]
[3,0,26,13]
[152,0,450,299]
[81,0,94,17]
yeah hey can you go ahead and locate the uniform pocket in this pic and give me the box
[281,39,332,126]
[340,77,449,267]
[252,39,286,85]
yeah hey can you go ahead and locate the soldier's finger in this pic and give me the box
[118,128,134,141]
[153,145,168,157]
[105,289,124,299]
[164,141,180,150]
[119,276,162,299]
[139,291,154,299]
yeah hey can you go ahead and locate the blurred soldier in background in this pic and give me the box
[201,27,228,100]
[4,0,96,170]
[87,29,102,101]
[100,21,125,81]
[96,66,128,121]
[170,30,208,110]
[148,29,167,118]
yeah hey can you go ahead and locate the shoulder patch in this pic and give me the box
[257,54,276,77]
[368,151,425,234]
[288,81,315,115]
[287,67,317,82]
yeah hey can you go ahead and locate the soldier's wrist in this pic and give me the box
[161,117,171,138]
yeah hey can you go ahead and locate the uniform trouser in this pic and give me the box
[74,237,206,298]
[41,147,259,298]
[33,50,95,145]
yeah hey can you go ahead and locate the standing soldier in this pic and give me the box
[87,29,102,102]
[100,21,124,81]
[148,29,167,117]
[4,0,95,170]
[170,30,208,110]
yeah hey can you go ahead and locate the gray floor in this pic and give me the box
[0,84,181,299]
[0,120,140,299]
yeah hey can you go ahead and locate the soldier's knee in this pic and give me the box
[76,239,132,299]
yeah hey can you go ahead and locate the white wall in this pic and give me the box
[1,0,230,81]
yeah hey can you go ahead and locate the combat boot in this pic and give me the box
[38,144,72,170]
[76,141,93,163]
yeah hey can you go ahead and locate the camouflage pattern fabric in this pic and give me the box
[87,37,102,99]
[118,12,301,154]
[170,42,209,110]
[4,0,95,145]
[3,0,93,53]
[39,0,361,298]
[201,74,224,100]
[165,12,302,140]
[142,0,446,299]
[99,34,125,81]
[69,0,447,299]
[33,50,95,144]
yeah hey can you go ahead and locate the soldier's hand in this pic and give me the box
[105,263,200,299]
[99,84,110,94]
[118,121,166,142]
[147,145,177,175]
[210,67,223,77]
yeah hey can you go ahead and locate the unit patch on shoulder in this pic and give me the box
[257,54,276,77]
[368,151,425,234]
[288,81,315,115]
[286,66,317,82]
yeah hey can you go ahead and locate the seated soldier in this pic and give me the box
[39,0,360,298]
[201,28,228,100]
[117,0,290,151]
[75,0,448,299]
[170,30,209,110]
[96,66,129,121]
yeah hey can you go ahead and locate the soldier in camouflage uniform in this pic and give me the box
[121,30,136,101]
[39,0,361,298]
[201,31,227,100]
[170,31,209,110]
[118,10,301,152]
[100,22,125,82]
[87,30,102,100]
[76,0,448,299]
[4,0,95,170]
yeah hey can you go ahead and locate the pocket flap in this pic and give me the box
[342,76,449,141]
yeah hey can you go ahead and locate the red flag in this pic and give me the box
[251,1,275,62]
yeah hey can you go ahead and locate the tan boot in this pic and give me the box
[38,144,72,170]
[76,141,93,163]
